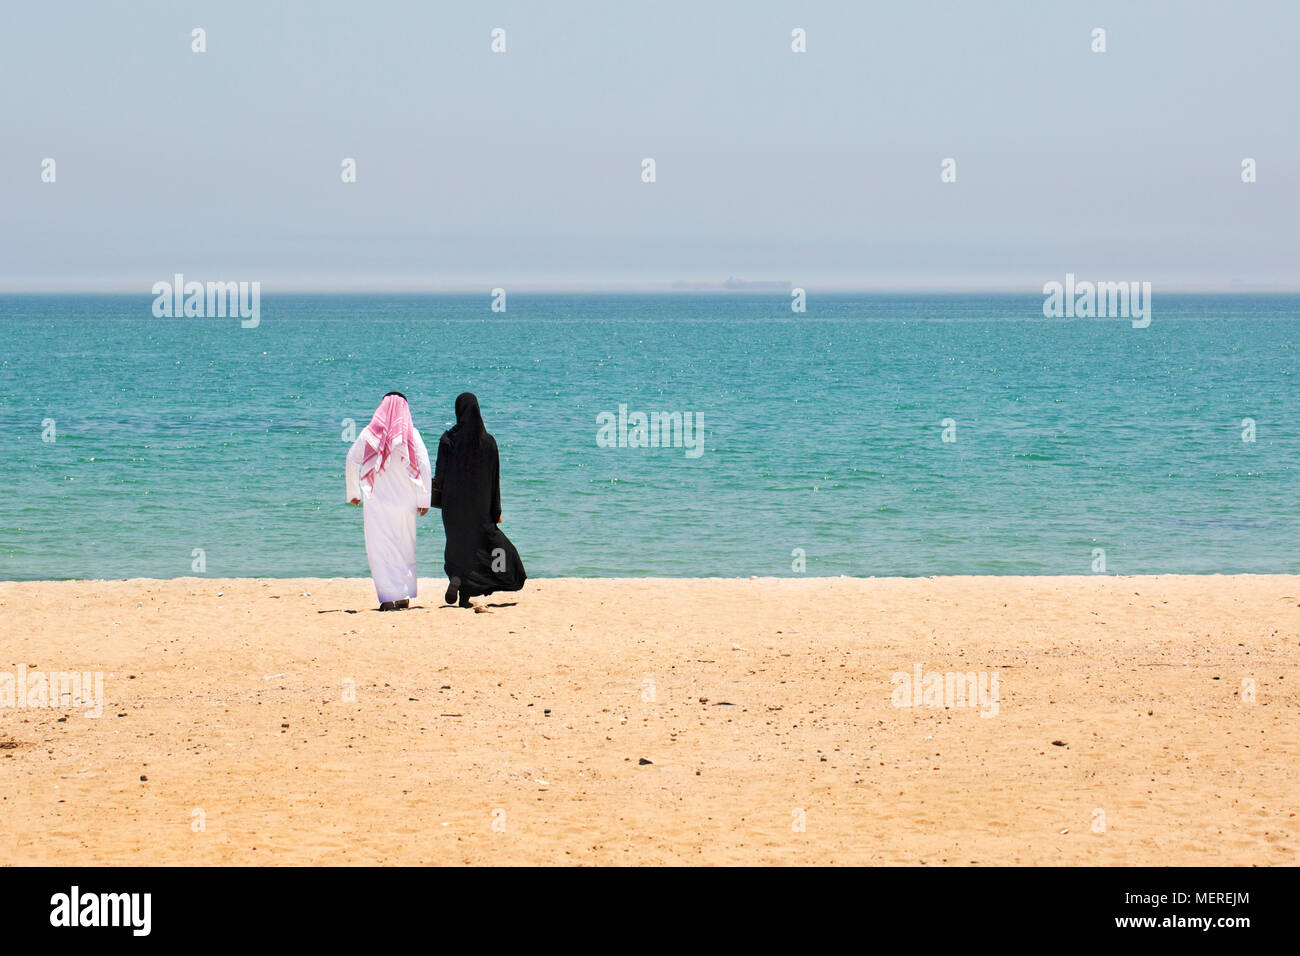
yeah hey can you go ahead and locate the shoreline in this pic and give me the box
[2,575,1296,865]
[4,571,1297,584]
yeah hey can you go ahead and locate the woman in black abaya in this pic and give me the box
[432,393,527,608]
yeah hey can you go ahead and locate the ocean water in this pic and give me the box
[1,293,1296,580]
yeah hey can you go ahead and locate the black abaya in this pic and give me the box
[431,393,526,598]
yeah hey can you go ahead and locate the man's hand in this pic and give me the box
[418,507,429,516]
[349,498,361,506]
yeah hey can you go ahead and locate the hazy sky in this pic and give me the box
[2,0,1296,291]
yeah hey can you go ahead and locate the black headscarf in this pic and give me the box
[449,392,488,451]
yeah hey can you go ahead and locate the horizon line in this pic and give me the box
[3,279,1300,296]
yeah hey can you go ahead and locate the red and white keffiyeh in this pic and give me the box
[359,393,421,492]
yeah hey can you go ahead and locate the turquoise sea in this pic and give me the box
[1,293,1296,580]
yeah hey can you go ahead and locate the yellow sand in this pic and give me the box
[0,575,1296,865]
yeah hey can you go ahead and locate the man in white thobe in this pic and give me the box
[345,393,433,609]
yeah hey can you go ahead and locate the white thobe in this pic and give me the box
[345,426,433,603]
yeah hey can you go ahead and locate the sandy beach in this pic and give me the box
[0,575,1296,866]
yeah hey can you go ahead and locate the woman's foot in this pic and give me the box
[458,594,473,609]
[445,577,461,606]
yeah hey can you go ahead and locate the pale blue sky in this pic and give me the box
[2,0,1296,290]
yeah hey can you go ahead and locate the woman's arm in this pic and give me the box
[430,433,448,509]
[491,440,502,524]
